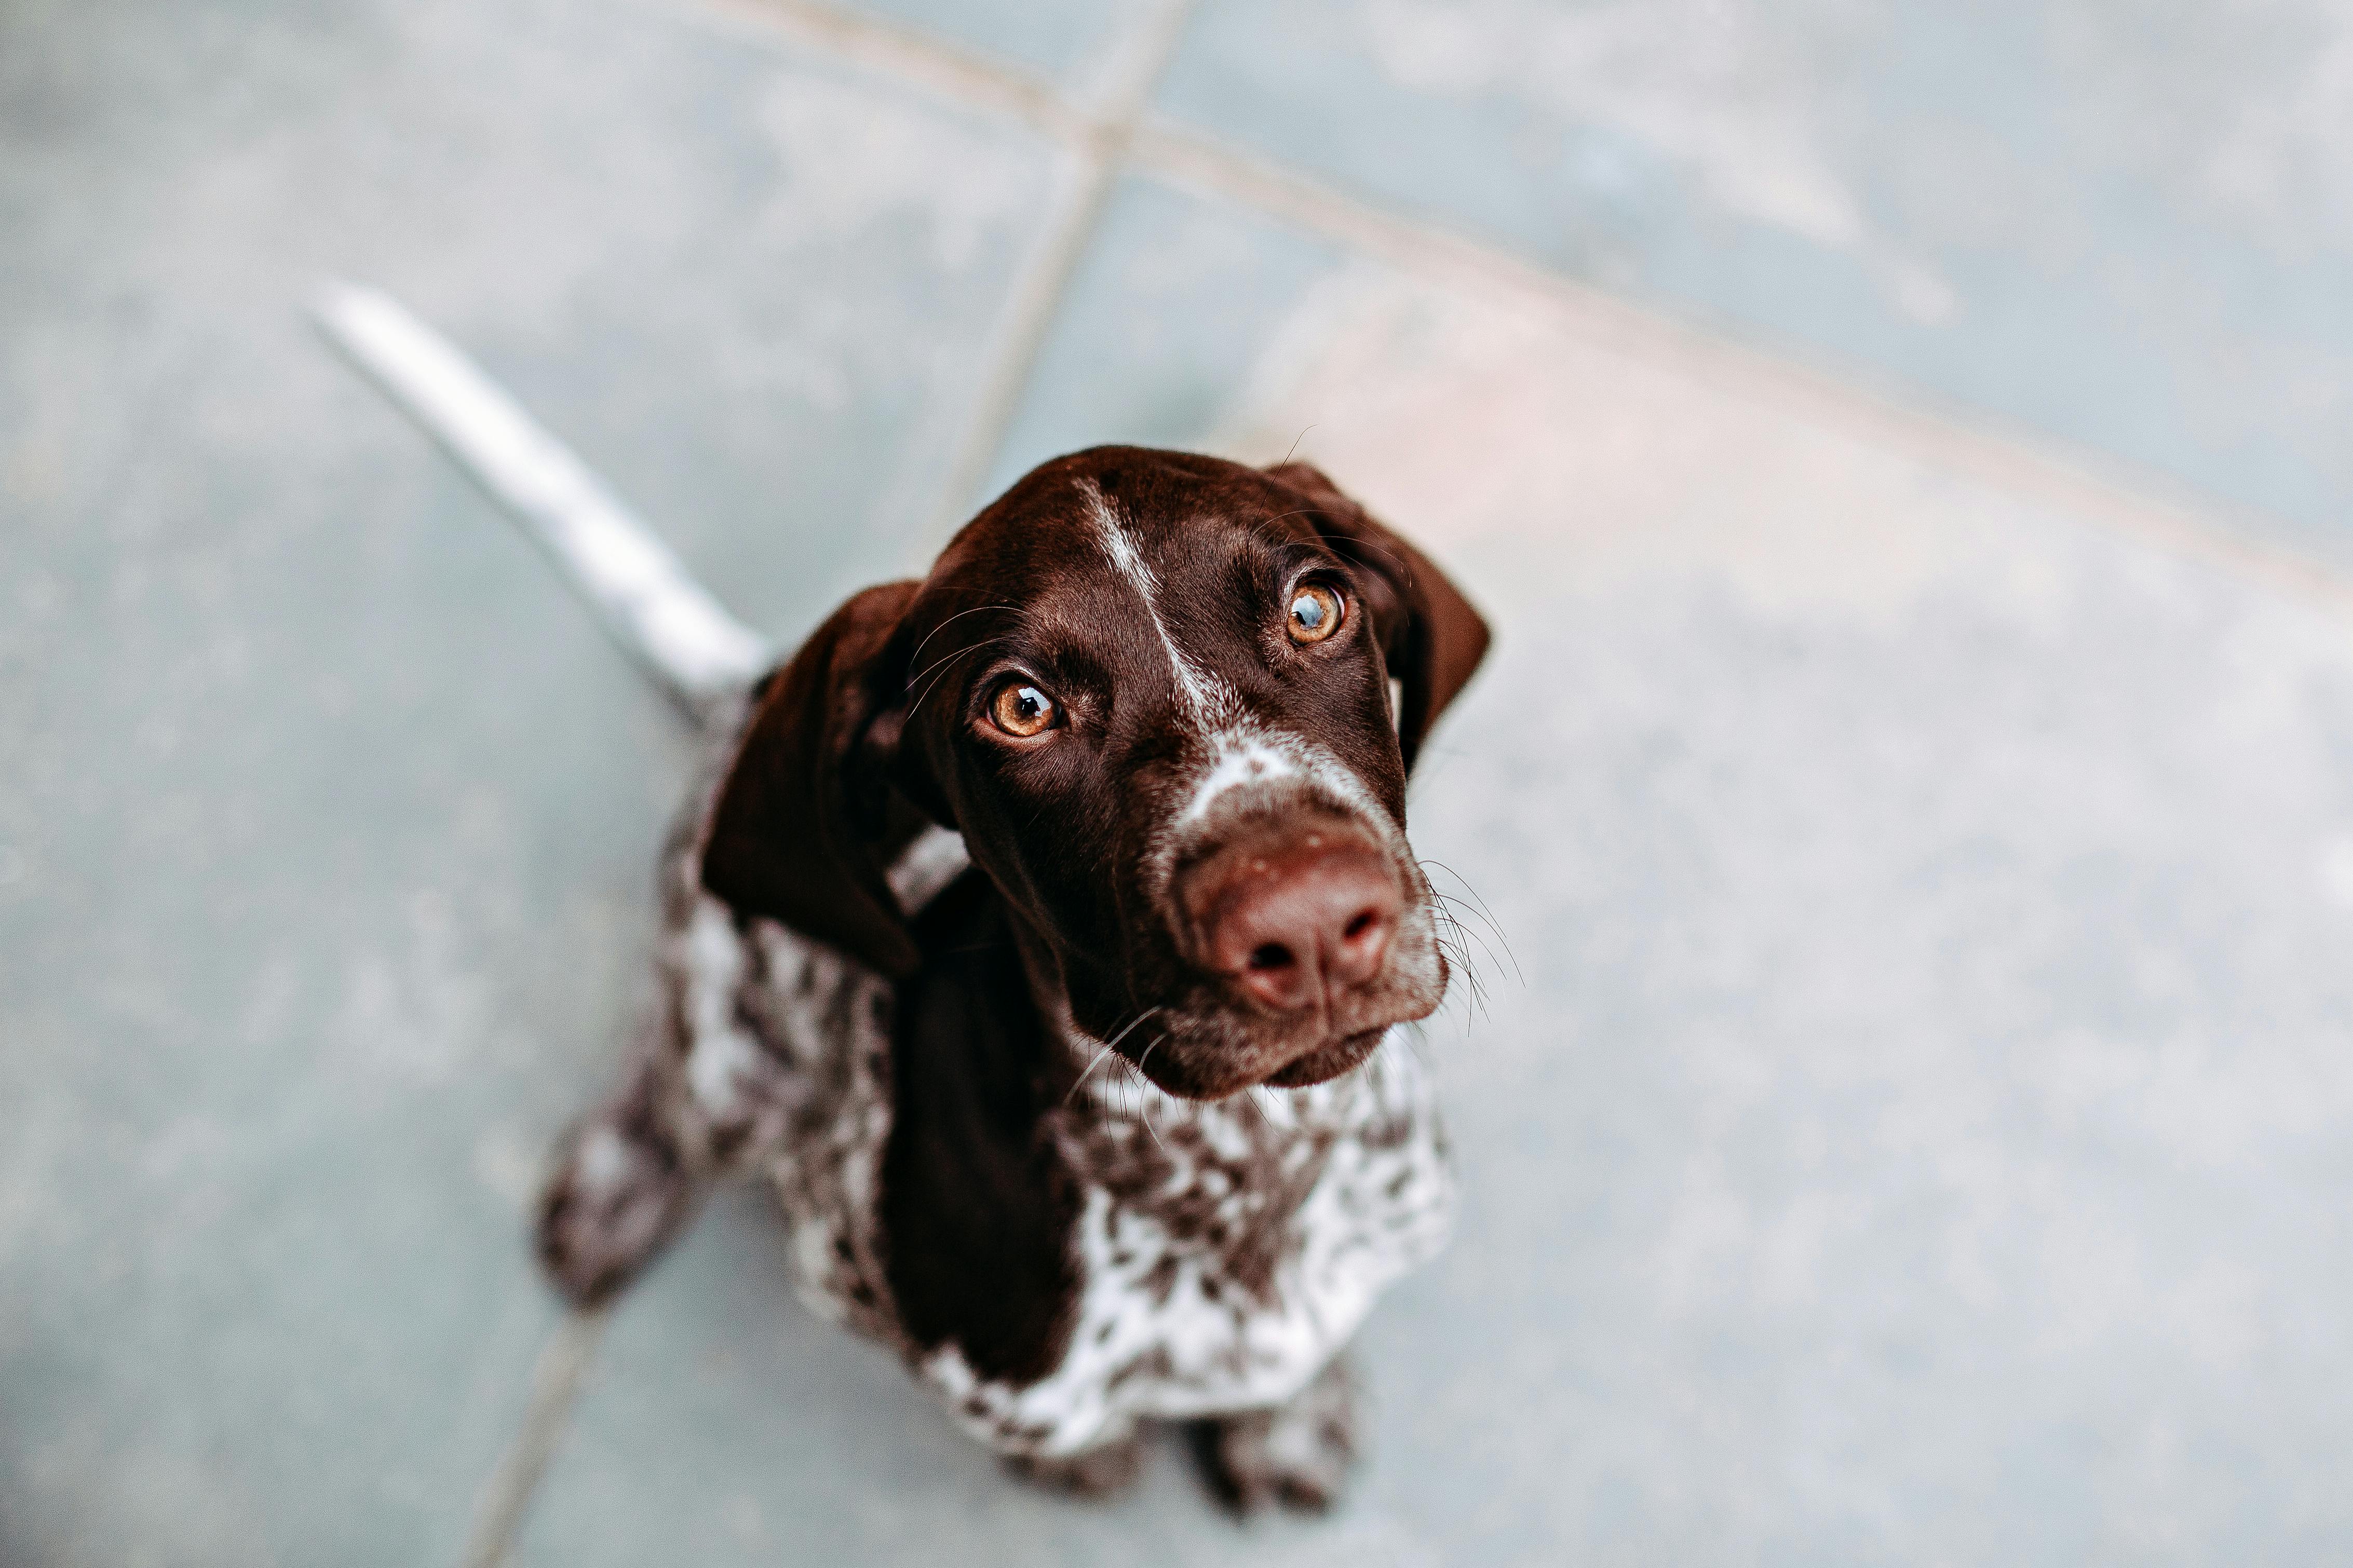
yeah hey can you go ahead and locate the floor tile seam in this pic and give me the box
[683,0,2353,623]
[923,151,1125,530]
[1127,122,2353,624]
[437,6,1197,1560]
[921,0,1202,529]
[689,0,1091,140]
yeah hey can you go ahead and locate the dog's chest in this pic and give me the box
[672,891,1454,1458]
[939,1049,1454,1456]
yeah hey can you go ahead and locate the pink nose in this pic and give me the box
[1192,839,1402,1014]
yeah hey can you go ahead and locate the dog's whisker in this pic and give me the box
[1430,893,1509,981]
[1104,1006,1163,1054]
[1064,1007,1164,1106]
[1419,863,1512,953]
[904,632,1003,691]
[1065,1040,1121,1106]
[1431,898,1498,999]
[1418,859,1522,984]
[533,441,1483,1481]
[1247,507,1323,535]
[1131,1034,1171,1156]
[904,636,1017,719]
[1108,1053,1140,1128]
[1416,857,1504,923]
[1428,934,1481,1042]
[911,626,1033,688]
[1447,931,1494,1013]
[1432,897,1511,973]
[905,602,1019,673]
[1431,924,1493,1025]
[902,651,977,720]
[1317,530,1416,585]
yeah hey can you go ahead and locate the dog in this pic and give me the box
[536,445,1490,1508]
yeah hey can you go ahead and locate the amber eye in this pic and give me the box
[1286,582,1344,645]
[988,679,1058,738]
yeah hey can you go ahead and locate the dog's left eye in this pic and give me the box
[1286,583,1344,645]
[988,679,1059,738]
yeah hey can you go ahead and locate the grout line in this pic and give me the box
[691,0,1201,531]
[922,0,1201,531]
[688,0,2353,620]
[1067,0,1203,119]
[1125,122,2353,621]
[923,156,1124,530]
[693,0,1084,139]
[435,11,1187,1558]
[457,1308,611,1568]
[422,4,2348,1556]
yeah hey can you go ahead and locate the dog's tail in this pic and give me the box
[313,281,774,714]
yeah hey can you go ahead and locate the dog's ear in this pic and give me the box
[1264,461,1490,772]
[701,580,928,979]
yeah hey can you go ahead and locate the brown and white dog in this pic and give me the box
[537,446,1490,1508]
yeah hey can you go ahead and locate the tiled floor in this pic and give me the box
[5,0,2352,1563]
[1159,0,2353,559]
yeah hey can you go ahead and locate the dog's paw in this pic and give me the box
[535,1115,696,1307]
[1195,1354,1360,1514]
[1003,1431,1148,1498]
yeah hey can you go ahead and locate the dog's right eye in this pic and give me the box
[1286,581,1345,646]
[988,679,1059,738]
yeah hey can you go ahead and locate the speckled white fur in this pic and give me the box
[593,471,1458,1459]
[660,794,1455,1459]
[923,1042,1453,1455]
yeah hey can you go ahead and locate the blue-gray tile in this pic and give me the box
[979,174,1346,502]
[828,0,1167,86]
[521,264,2353,1560]
[512,1184,1429,1566]
[0,0,1052,1560]
[1214,278,2353,1559]
[1155,0,2353,567]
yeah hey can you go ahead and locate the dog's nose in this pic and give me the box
[1194,839,1402,1013]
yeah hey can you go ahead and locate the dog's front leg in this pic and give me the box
[1002,1429,1149,1497]
[536,900,818,1305]
[1193,1353,1362,1514]
[534,1024,711,1308]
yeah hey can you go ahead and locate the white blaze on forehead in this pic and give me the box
[1181,733,1301,826]
[1083,481,1221,724]
[1079,481,1392,846]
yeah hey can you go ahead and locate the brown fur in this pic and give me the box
[539,447,1489,1507]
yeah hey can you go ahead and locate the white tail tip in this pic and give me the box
[314,281,774,707]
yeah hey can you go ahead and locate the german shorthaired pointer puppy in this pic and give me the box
[537,446,1489,1508]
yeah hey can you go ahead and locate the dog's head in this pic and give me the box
[701,447,1489,1100]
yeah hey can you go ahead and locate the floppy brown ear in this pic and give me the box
[700,580,928,979]
[1263,461,1491,772]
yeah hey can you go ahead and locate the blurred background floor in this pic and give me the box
[4,0,2351,1562]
